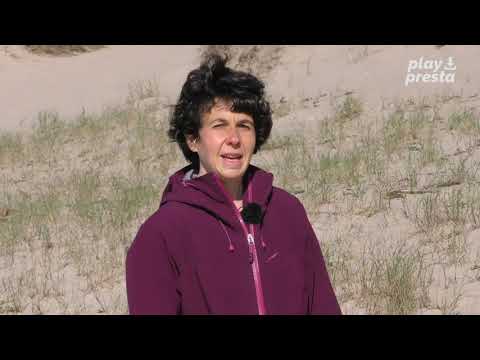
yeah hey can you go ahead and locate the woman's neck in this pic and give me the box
[223,179,243,202]
[196,165,244,202]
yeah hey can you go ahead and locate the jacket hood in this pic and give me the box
[159,164,274,232]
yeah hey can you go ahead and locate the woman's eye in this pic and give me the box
[212,124,251,129]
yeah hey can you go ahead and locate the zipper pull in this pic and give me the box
[247,234,255,264]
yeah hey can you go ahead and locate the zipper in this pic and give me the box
[213,173,267,315]
[246,229,266,315]
[247,234,255,264]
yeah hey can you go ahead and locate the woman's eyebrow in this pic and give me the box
[211,118,228,123]
[238,119,254,125]
[211,118,254,125]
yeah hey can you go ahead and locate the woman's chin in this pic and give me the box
[218,165,247,180]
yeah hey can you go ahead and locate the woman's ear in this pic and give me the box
[186,135,199,153]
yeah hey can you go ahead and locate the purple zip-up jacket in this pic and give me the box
[126,164,341,315]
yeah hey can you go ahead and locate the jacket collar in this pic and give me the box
[160,163,274,229]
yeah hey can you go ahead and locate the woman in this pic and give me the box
[126,54,341,315]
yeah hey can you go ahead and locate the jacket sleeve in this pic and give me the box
[126,219,181,315]
[302,207,342,315]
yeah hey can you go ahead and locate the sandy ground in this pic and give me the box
[2,45,480,314]
[268,45,480,101]
[264,45,480,138]
[2,45,479,133]
[0,45,201,131]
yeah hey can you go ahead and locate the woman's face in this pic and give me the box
[187,100,256,182]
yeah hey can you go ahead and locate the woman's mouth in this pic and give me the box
[221,154,243,168]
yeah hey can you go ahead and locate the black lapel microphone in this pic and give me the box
[240,203,263,224]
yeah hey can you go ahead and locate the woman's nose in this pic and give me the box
[226,127,240,144]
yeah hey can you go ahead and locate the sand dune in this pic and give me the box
[0,45,201,131]
[1,45,480,314]
[2,45,479,132]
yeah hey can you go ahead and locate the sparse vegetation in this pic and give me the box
[448,108,479,134]
[200,45,284,77]
[0,132,24,165]
[0,79,181,314]
[24,45,106,56]
[1,46,480,314]
[358,241,432,314]
[126,79,161,106]
[336,95,363,122]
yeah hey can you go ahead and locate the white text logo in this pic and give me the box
[405,56,456,86]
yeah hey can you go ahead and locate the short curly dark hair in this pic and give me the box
[167,54,273,171]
